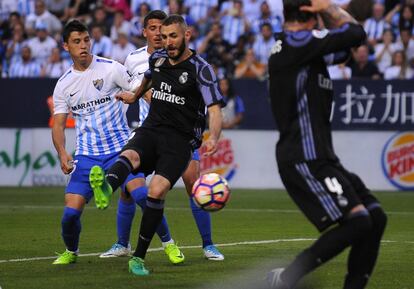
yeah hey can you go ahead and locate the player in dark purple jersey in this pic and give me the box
[267,0,387,288]
[90,14,224,276]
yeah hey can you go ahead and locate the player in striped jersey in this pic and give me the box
[51,19,183,265]
[8,46,41,78]
[100,10,224,261]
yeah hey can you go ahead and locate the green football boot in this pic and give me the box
[52,250,77,265]
[128,256,150,276]
[89,165,113,209]
[164,243,185,264]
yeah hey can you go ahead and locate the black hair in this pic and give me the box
[400,28,413,36]
[9,12,21,19]
[260,22,273,31]
[143,10,167,28]
[221,77,236,99]
[162,14,187,28]
[283,0,316,23]
[62,20,88,42]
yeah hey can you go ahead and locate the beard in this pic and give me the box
[168,39,186,60]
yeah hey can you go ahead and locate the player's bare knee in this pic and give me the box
[120,150,140,169]
[64,193,86,210]
[147,182,169,199]
[126,177,145,193]
[148,176,170,200]
[147,187,167,199]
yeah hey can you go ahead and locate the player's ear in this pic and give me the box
[185,29,191,42]
[63,41,69,52]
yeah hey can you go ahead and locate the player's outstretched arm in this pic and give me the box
[116,77,152,104]
[203,104,223,157]
[52,113,73,174]
[115,91,137,104]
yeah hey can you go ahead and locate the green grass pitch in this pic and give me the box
[0,187,413,289]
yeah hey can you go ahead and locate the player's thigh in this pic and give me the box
[182,154,200,196]
[336,163,380,209]
[66,154,99,203]
[122,127,157,175]
[279,161,362,232]
[309,160,364,213]
[156,133,192,189]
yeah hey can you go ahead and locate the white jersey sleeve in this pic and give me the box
[124,46,149,89]
[124,46,151,125]
[111,60,137,92]
[52,78,69,114]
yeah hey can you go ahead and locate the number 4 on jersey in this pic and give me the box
[324,177,343,195]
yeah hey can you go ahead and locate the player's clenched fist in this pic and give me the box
[116,91,137,104]
[300,0,332,13]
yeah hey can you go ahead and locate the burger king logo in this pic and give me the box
[381,132,414,190]
[198,132,237,181]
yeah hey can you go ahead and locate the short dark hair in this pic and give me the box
[62,20,88,42]
[283,0,316,23]
[9,12,21,19]
[260,22,273,31]
[90,23,104,32]
[162,14,187,28]
[400,28,412,36]
[143,10,167,28]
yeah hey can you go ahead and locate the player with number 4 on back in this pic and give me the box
[267,0,387,288]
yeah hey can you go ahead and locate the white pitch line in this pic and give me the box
[0,205,413,215]
[0,238,413,264]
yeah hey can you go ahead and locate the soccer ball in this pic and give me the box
[191,173,230,212]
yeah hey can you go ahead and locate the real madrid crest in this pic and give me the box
[155,57,166,67]
[179,72,188,84]
[93,78,104,91]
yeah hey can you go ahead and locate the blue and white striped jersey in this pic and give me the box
[53,55,136,156]
[221,15,246,45]
[91,36,113,58]
[8,59,41,78]
[253,34,276,64]
[124,46,151,126]
[184,0,218,22]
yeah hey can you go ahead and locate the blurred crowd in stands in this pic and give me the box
[0,0,413,80]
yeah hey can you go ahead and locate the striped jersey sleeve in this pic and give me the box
[193,56,224,107]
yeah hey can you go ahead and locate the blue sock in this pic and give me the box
[190,198,213,248]
[131,186,172,243]
[61,207,82,252]
[130,186,148,208]
[117,199,136,247]
[156,215,172,243]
